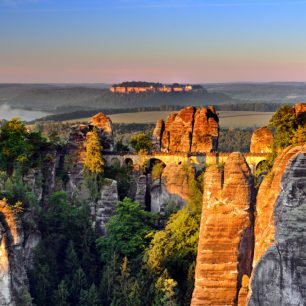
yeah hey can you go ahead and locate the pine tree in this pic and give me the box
[53,280,69,306]
[84,128,104,174]
[79,284,100,306]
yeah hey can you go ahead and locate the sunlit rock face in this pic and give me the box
[90,112,114,151]
[154,106,219,153]
[192,153,254,306]
[248,144,306,305]
[150,163,193,213]
[64,112,114,201]
[250,127,273,153]
[0,201,29,306]
[295,103,306,121]
[152,119,164,151]
[191,106,219,153]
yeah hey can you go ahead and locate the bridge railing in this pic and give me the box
[102,151,269,158]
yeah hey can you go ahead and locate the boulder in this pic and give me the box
[250,127,273,153]
[191,106,219,153]
[157,106,219,153]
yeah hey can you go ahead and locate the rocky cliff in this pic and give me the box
[150,163,193,213]
[248,144,306,305]
[152,106,219,153]
[64,113,115,202]
[295,103,306,121]
[89,179,119,234]
[0,201,39,306]
[192,153,254,306]
[250,127,273,153]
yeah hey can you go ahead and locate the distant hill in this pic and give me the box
[0,83,305,115]
[0,84,231,112]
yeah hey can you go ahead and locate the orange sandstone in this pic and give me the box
[192,153,254,306]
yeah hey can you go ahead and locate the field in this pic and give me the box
[65,111,274,128]
[108,111,274,128]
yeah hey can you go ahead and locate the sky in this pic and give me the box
[0,0,306,83]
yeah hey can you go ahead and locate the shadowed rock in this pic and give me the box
[248,144,306,305]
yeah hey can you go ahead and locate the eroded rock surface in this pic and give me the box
[295,103,306,121]
[248,144,306,305]
[0,201,36,306]
[250,127,273,153]
[135,175,147,208]
[90,112,114,151]
[155,106,219,153]
[90,179,119,234]
[152,119,164,151]
[64,112,114,202]
[150,163,193,213]
[192,153,254,306]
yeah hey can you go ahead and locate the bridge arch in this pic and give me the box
[145,158,166,178]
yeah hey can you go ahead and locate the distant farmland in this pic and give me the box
[66,111,274,128]
[108,111,274,128]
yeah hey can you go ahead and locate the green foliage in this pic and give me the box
[110,257,142,306]
[145,207,199,305]
[29,192,100,306]
[0,118,48,175]
[146,207,199,272]
[79,284,100,306]
[97,198,157,261]
[292,125,306,145]
[114,138,129,152]
[269,105,300,150]
[104,163,132,200]
[19,287,34,306]
[145,166,203,305]
[130,133,152,153]
[153,270,178,306]
[0,178,37,209]
[218,127,254,152]
[53,280,69,306]
[84,128,104,174]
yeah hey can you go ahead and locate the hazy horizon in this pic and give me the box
[1,0,306,83]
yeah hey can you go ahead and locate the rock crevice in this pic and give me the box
[152,106,219,153]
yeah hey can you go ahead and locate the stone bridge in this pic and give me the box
[103,152,269,174]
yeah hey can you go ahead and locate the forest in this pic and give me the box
[0,105,305,306]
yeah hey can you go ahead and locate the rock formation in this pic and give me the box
[152,119,164,151]
[294,102,306,121]
[90,112,114,151]
[248,144,306,305]
[153,106,219,153]
[192,153,254,306]
[135,175,147,207]
[250,127,273,153]
[0,201,38,306]
[150,163,193,213]
[90,179,118,234]
[64,112,114,201]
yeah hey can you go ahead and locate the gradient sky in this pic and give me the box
[1,0,306,83]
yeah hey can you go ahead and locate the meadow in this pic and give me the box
[108,111,274,128]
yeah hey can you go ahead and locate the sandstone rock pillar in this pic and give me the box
[192,153,254,306]
[248,144,306,305]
